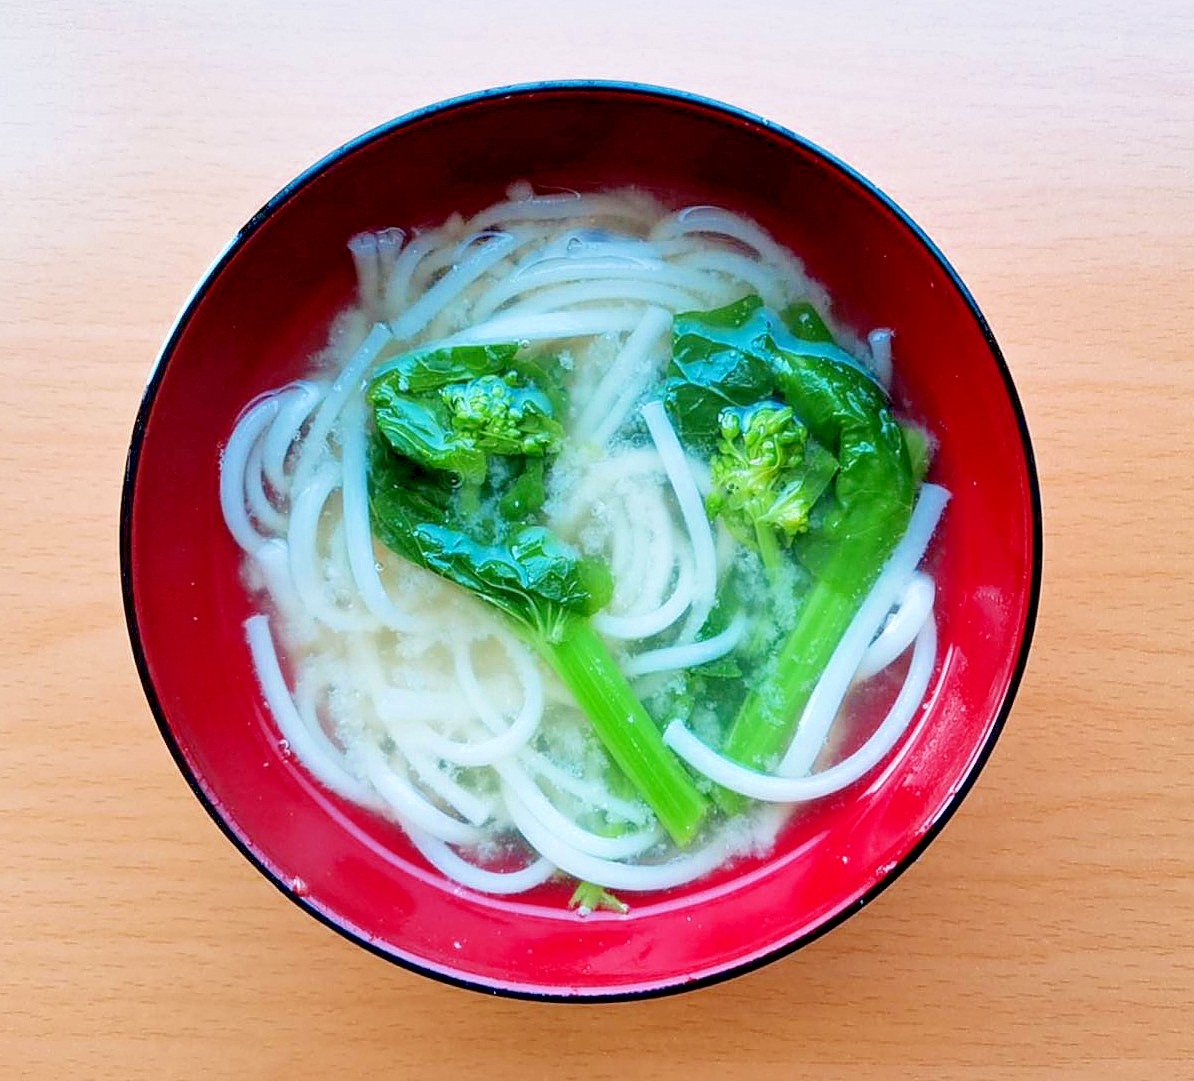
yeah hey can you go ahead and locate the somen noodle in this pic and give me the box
[219,184,948,909]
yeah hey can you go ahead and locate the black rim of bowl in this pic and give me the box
[120,79,1044,1002]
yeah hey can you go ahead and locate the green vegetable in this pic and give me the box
[370,380,487,485]
[707,401,839,574]
[370,366,564,486]
[662,294,777,454]
[664,297,917,782]
[900,422,933,485]
[569,881,629,915]
[441,375,562,458]
[367,345,708,846]
[498,458,546,519]
[542,618,707,843]
[779,300,834,343]
[372,342,520,393]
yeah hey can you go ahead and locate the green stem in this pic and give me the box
[754,521,784,579]
[724,578,856,768]
[717,335,916,809]
[715,577,857,814]
[540,617,708,846]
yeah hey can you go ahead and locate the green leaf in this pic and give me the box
[411,523,612,637]
[779,300,834,343]
[366,439,455,566]
[499,458,546,519]
[761,436,839,539]
[508,349,570,420]
[369,378,488,484]
[663,296,777,452]
[369,360,566,486]
[772,352,913,589]
[710,306,918,777]
[372,342,519,393]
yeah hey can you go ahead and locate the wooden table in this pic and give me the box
[4,3,1191,1076]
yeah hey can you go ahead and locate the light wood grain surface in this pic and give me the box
[3,1,1192,1077]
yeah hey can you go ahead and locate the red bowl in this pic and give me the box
[122,82,1040,999]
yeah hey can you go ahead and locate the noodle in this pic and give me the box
[220,187,947,905]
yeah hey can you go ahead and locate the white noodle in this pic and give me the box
[434,308,643,348]
[602,499,638,598]
[624,613,749,678]
[407,238,463,300]
[552,448,666,528]
[578,306,672,446]
[359,743,487,846]
[868,328,894,390]
[373,685,472,726]
[384,229,444,316]
[467,191,656,231]
[501,280,697,319]
[627,486,680,614]
[244,437,286,536]
[588,472,683,624]
[286,464,373,632]
[641,400,718,639]
[504,784,734,892]
[409,719,540,771]
[401,821,556,895]
[471,257,715,321]
[494,761,663,860]
[390,232,518,342]
[262,381,323,493]
[674,249,789,308]
[349,228,407,317]
[779,485,950,777]
[855,571,935,682]
[594,554,694,641]
[517,749,651,826]
[653,205,806,280]
[220,395,281,554]
[348,232,382,318]
[400,636,543,767]
[292,323,392,491]
[375,228,406,279]
[396,739,495,827]
[339,396,427,633]
[244,614,380,809]
[325,518,361,611]
[663,614,937,801]
[249,539,304,628]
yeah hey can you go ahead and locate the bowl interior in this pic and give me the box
[125,85,1038,998]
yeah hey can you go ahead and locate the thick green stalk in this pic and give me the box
[722,576,860,771]
[660,294,918,814]
[540,617,708,846]
[714,562,876,816]
[753,520,784,579]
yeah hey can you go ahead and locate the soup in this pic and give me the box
[218,185,947,910]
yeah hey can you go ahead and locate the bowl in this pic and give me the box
[121,81,1041,999]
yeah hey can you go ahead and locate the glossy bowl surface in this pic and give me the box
[122,82,1040,1000]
